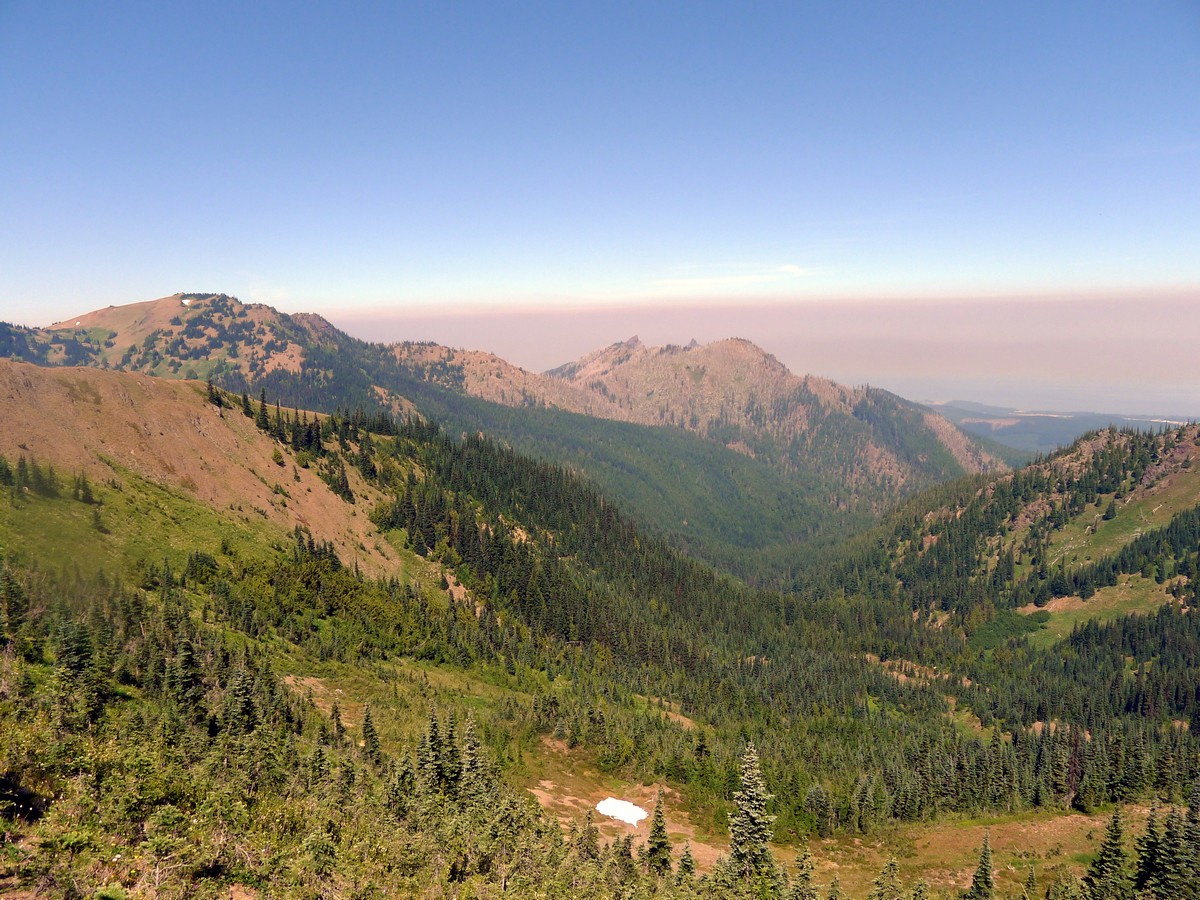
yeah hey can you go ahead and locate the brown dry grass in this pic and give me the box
[528,736,729,872]
[814,805,1150,898]
[0,360,398,576]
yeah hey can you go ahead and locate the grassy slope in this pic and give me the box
[1024,575,1180,650]
[1004,463,1200,640]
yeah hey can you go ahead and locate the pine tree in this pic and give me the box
[1157,807,1195,899]
[458,714,488,807]
[330,700,346,744]
[361,703,380,766]
[826,876,846,900]
[255,389,269,430]
[676,842,696,882]
[416,709,443,795]
[1045,871,1083,899]
[910,880,930,900]
[967,832,994,899]
[1020,863,1037,900]
[1083,809,1132,900]
[573,809,600,861]
[1186,784,1200,888]
[786,840,818,900]
[0,562,27,645]
[645,786,672,876]
[728,742,780,884]
[1134,806,1162,893]
[867,858,902,900]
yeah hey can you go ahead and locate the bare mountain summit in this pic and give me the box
[396,334,1004,504]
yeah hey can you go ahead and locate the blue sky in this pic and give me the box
[1,2,1197,410]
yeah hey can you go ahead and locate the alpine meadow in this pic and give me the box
[2,4,1199,899]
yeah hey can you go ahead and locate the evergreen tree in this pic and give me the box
[676,842,696,882]
[1157,807,1196,899]
[786,840,819,900]
[1045,871,1083,900]
[1083,809,1132,900]
[967,832,994,899]
[361,703,380,766]
[0,561,27,646]
[330,700,346,744]
[867,858,902,900]
[645,786,672,876]
[458,714,488,807]
[573,809,600,861]
[1134,806,1162,894]
[728,742,781,887]
[1020,863,1037,900]
[255,388,269,430]
[416,709,443,794]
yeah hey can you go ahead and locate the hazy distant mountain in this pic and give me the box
[929,399,1193,456]
[396,334,1006,501]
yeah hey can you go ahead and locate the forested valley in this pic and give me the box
[2,369,1200,897]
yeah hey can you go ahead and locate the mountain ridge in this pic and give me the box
[29,292,1004,495]
[4,294,1008,574]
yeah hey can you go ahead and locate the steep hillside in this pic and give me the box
[820,423,1200,642]
[0,359,400,575]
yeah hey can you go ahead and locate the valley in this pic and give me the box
[1,298,1198,898]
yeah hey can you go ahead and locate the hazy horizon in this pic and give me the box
[328,291,1200,419]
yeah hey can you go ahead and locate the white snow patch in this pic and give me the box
[181,298,191,306]
[596,797,647,826]
[75,321,81,325]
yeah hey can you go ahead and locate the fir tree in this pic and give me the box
[255,389,269,430]
[1020,863,1037,900]
[361,703,380,766]
[0,562,27,645]
[1045,871,1083,899]
[416,709,443,794]
[458,714,488,807]
[330,700,346,744]
[867,858,902,900]
[967,832,994,899]
[1134,806,1161,893]
[645,786,672,876]
[728,742,781,885]
[1083,809,1132,900]
[1157,807,1195,899]
[676,842,696,882]
[786,840,819,900]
